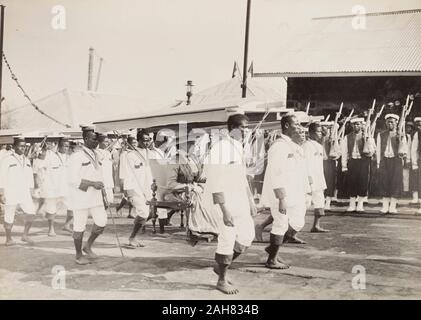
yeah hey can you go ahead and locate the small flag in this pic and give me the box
[232,61,239,78]
[248,61,254,77]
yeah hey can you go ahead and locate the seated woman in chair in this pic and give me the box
[163,145,219,246]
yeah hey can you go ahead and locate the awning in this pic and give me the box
[94,99,291,132]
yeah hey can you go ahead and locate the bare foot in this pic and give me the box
[310,227,329,233]
[5,239,16,246]
[283,235,306,244]
[82,246,98,259]
[264,246,290,266]
[48,230,57,237]
[62,225,73,233]
[213,265,233,285]
[21,235,35,245]
[265,259,289,269]
[216,280,238,295]
[75,255,91,265]
[127,239,145,248]
[254,225,264,242]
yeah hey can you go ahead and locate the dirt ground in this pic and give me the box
[1,200,421,300]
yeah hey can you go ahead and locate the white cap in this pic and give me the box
[350,117,364,123]
[385,114,399,121]
[414,117,421,122]
[320,121,334,126]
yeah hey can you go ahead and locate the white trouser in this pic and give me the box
[4,202,36,224]
[271,203,306,236]
[42,198,60,215]
[216,214,255,255]
[73,206,107,232]
[132,195,149,219]
[307,190,325,209]
[104,188,114,204]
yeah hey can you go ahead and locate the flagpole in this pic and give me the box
[87,47,94,91]
[0,5,5,129]
[241,0,251,98]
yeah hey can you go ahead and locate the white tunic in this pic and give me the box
[97,148,114,189]
[123,148,153,200]
[0,152,34,206]
[261,135,309,209]
[68,146,104,210]
[203,136,251,219]
[37,150,65,199]
[56,151,70,198]
[303,139,327,192]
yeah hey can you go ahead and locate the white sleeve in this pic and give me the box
[26,163,34,189]
[412,132,419,169]
[0,158,8,189]
[123,152,136,191]
[68,152,83,188]
[407,134,412,162]
[303,143,314,185]
[119,151,127,180]
[268,142,288,191]
[341,136,348,169]
[376,133,381,166]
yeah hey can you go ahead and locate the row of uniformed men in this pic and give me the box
[320,115,421,215]
[0,127,170,263]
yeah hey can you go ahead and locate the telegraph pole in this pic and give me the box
[87,47,94,91]
[0,5,5,129]
[94,57,103,91]
[241,0,251,98]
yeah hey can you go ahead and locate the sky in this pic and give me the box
[2,0,421,112]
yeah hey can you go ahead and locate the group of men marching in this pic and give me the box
[1,108,419,295]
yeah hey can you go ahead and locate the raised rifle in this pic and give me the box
[328,102,343,159]
[338,109,355,141]
[398,95,413,158]
[370,104,385,138]
[362,99,376,157]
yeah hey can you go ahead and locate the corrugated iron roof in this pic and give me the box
[256,9,421,76]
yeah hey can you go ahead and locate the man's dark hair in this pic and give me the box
[136,128,150,141]
[58,138,69,146]
[281,114,296,131]
[308,122,321,135]
[127,136,137,146]
[82,129,95,140]
[227,114,249,131]
[13,137,25,146]
[97,135,107,143]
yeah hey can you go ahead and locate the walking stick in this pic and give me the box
[102,188,125,258]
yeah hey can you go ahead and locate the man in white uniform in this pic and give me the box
[35,140,68,236]
[303,122,329,232]
[261,114,309,269]
[97,134,115,205]
[203,113,255,295]
[0,145,12,218]
[68,127,107,265]
[0,137,36,246]
[411,118,421,215]
[124,131,154,247]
